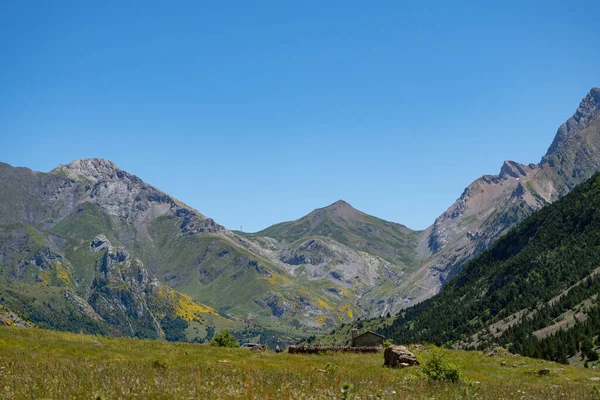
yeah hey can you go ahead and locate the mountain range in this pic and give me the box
[0,87,598,344]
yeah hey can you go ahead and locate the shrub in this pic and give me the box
[421,351,463,383]
[324,362,339,376]
[340,382,354,400]
[210,329,239,348]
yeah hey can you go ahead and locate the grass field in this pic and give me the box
[2,327,600,399]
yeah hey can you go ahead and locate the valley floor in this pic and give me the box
[1,327,600,399]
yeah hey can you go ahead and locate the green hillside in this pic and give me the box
[243,200,426,318]
[253,200,423,268]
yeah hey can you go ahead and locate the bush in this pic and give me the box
[421,351,463,383]
[152,360,167,370]
[324,362,339,376]
[210,329,239,348]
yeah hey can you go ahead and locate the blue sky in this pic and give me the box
[1,1,599,232]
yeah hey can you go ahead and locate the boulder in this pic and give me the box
[384,345,419,368]
[537,368,550,376]
[250,344,267,352]
[484,346,510,357]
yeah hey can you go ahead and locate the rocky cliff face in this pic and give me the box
[52,158,224,241]
[87,235,166,339]
[545,88,600,159]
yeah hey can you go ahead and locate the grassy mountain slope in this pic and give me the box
[255,200,422,267]
[244,200,424,316]
[0,219,228,341]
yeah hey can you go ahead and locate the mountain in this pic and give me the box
[371,171,600,364]
[393,87,600,309]
[0,159,365,343]
[0,160,235,340]
[242,200,425,316]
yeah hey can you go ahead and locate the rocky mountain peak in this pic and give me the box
[308,200,358,220]
[54,158,129,183]
[329,200,353,209]
[578,87,600,117]
[569,87,600,131]
[545,87,600,157]
[499,160,538,179]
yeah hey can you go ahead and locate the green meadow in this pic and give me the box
[2,326,600,399]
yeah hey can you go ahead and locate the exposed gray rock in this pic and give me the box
[0,304,34,328]
[90,234,112,252]
[545,87,600,156]
[63,290,104,323]
[48,158,226,244]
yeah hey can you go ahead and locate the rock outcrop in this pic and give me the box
[0,305,34,328]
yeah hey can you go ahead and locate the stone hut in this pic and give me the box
[351,328,385,347]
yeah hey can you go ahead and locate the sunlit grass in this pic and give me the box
[1,326,600,399]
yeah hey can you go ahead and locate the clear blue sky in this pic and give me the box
[1,1,599,232]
